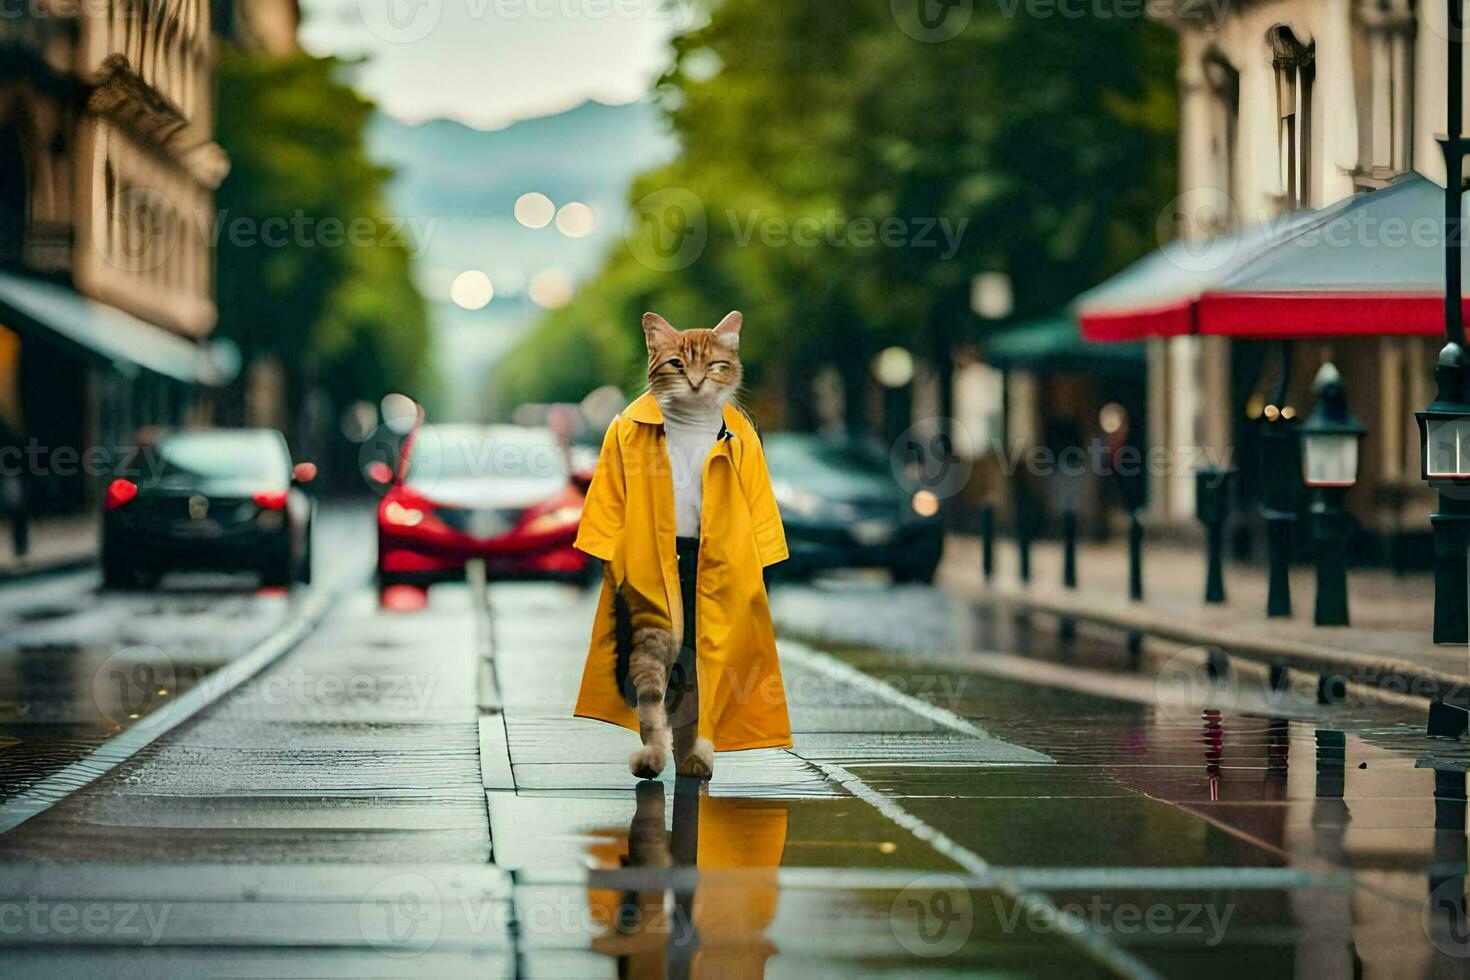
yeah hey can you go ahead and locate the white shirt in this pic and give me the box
[662,402,724,538]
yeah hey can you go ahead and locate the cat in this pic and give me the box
[627,310,744,780]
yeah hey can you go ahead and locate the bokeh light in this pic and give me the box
[514,192,556,229]
[528,268,574,309]
[450,269,494,310]
[872,346,915,388]
[555,202,595,238]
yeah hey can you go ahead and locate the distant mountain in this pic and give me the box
[369,99,678,230]
[367,100,679,420]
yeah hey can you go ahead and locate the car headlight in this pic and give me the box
[525,506,582,534]
[912,490,940,517]
[384,501,425,527]
[773,481,824,518]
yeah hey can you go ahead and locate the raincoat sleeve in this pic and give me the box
[574,418,625,565]
[739,431,789,568]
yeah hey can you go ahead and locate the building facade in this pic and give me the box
[1153,0,1448,545]
[0,0,229,514]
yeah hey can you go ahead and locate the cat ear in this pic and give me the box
[713,311,742,349]
[642,312,676,350]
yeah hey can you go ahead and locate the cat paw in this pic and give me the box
[675,737,714,779]
[629,739,669,779]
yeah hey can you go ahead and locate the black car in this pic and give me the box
[764,432,944,583]
[102,429,316,589]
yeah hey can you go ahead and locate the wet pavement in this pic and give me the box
[0,544,1467,977]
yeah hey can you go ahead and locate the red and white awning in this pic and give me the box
[1078,172,1457,343]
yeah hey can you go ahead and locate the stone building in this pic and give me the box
[0,0,230,514]
[1082,0,1455,558]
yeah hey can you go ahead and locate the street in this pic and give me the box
[0,513,1464,978]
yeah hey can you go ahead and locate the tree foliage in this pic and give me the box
[214,49,432,431]
[497,1,1177,427]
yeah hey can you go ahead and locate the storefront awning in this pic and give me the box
[1076,210,1320,342]
[1196,173,1457,339]
[984,315,1145,375]
[0,269,220,384]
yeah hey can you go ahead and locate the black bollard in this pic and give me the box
[1061,508,1077,589]
[980,503,995,583]
[1195,468,1234,604]
[1017,502,1032,586]
[1260,342,1300,619]
[1127,509,1143,601]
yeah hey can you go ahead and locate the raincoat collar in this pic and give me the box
[624,391,738,439]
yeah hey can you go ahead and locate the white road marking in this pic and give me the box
[780,638,1018,741]
[780,638,1161,979]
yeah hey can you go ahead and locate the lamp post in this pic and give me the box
[1421,0,1470,736]
[1425,0,1470,644]
[1301,364,1365,627]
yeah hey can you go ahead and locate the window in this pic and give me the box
[1272,28,1315,209]
[1203,51,1240,228]
[1360,0,1415,180]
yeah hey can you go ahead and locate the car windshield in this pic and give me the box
[763,434,895,497]
[406,425,567,484]
[152,432,290,483]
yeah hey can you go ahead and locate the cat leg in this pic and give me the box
[627,627,678,779]
[671,666,713,779]
[673,723,713,780]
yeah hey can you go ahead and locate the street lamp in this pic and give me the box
[1301,363,1365,627]
[1423,0,1470,737]
[1417,343,1470,645]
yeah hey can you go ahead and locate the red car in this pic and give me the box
[375,423,590,592]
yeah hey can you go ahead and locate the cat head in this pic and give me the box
[642,311,744,414]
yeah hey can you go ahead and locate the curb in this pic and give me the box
[0,577,355,834]
[0,553,96,586]
[962,582,1470,704]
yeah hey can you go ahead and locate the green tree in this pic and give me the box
[498,0,1176,431]
[214,49,431,460]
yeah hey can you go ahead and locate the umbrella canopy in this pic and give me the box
[1196,172,1458,339]
[1076,210,1320,342]
[984,315,1144,375]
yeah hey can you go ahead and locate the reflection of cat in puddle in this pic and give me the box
[588,781,789,978]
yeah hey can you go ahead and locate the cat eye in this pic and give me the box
[664,358,684,370]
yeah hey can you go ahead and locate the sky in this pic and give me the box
[298,0,691,130]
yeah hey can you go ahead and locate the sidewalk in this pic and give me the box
[939,533,1470,704]
[0,513,96,578]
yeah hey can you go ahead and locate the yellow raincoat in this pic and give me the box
[574,392,792,751]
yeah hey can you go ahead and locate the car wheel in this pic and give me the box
[101,551,128,590]
[892,561,937,585]
[260,544,292,588]
[295,527,313,586]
